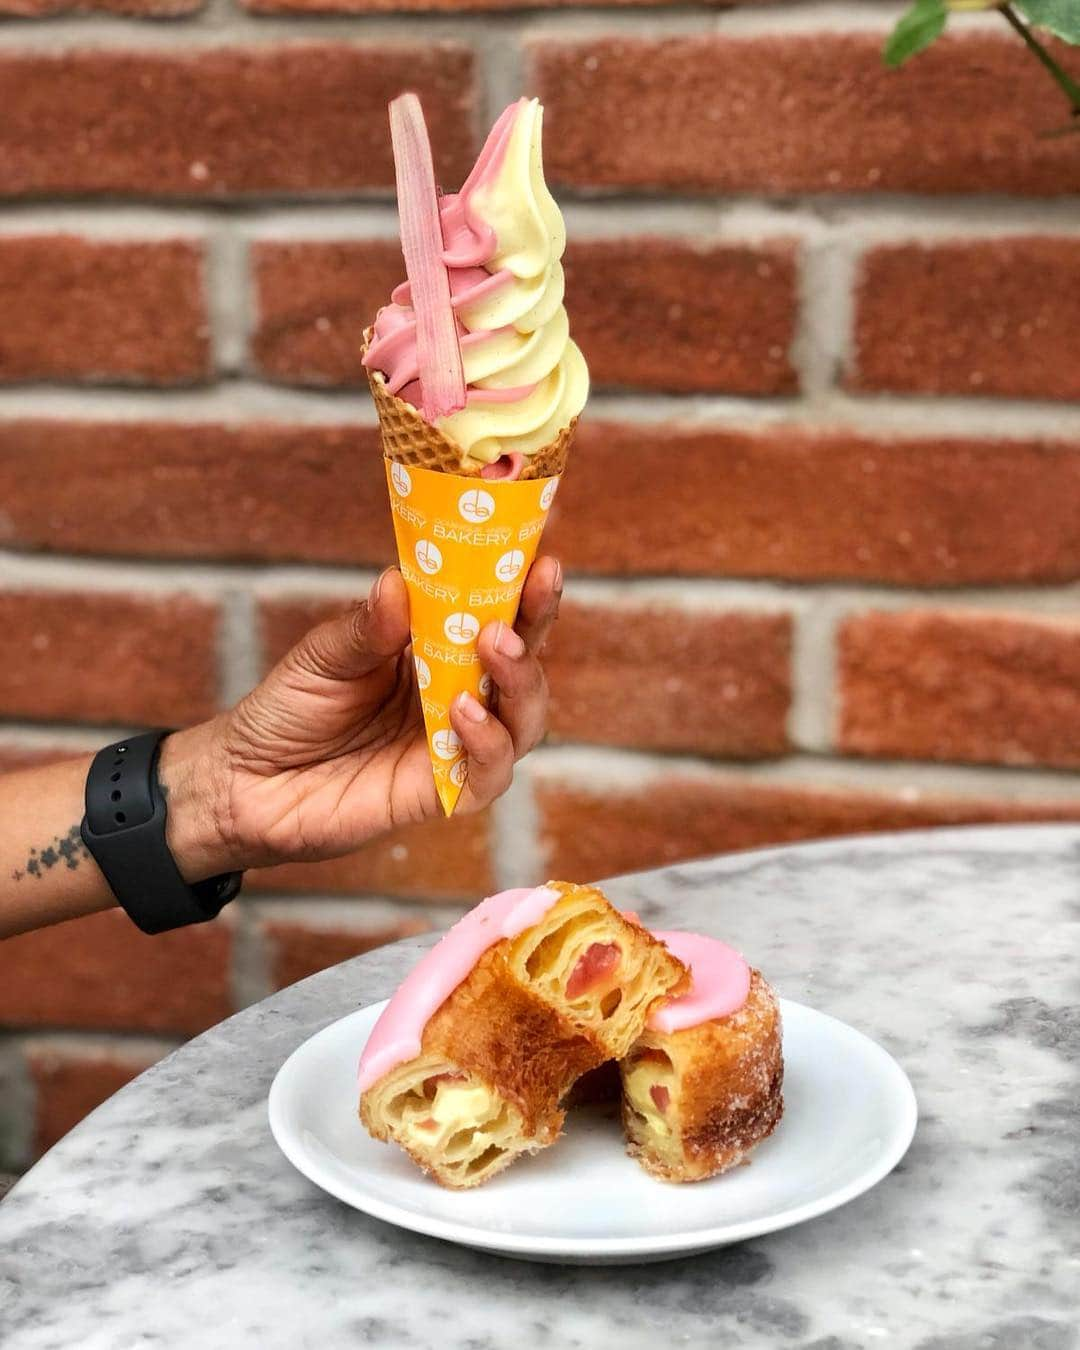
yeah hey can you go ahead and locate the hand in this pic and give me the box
[159,558,562,879]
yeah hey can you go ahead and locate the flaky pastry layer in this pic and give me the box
[620,970,784,1183]
[360,881,687,1188]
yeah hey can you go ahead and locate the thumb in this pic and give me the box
[287,568,411,683]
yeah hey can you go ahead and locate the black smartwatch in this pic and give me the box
[80,731,242,935]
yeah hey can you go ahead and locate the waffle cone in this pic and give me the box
[363,329,574,479]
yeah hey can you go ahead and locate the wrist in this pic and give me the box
[157,721,237,882]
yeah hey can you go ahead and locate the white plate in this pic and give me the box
[268,998,916,1265]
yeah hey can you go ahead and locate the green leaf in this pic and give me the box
[884,0,950,67]
[1015,0,1080,45]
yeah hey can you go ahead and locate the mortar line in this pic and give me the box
[1,551,1077,610]
[2,382,1080,440]
[789,599,840,756]
[790,224,859,402]
[0,723,109,750]
[0,8,722,49]
[474,22,527,128]
[0,1034,33,1174]
[2,199,1080,235]
[491,755,543,889]
[15,1030,182,1058]
[204,225,249,376]
[218,586,262,707]
[526,744,1080,799]
[229,896,273,1010]
[245,895,469,923]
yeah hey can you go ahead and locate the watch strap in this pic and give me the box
[81,731,241,936]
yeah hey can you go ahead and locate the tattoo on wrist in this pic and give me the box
[12,824,88,883]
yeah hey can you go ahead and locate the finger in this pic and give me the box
[515,555,562,654]
[449,693,514,810]
[476,621,548,759]
[285,568,410,684]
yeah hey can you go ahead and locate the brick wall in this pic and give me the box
[1,2,1078,1171]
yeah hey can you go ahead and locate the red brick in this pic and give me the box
[0,590,218,726]
[259,595,358,668]
[0,744,82,772]
[27,1045,165,1157]
[545,602,790,756]
[838,611,1080,770]
[0,909,231,1034]
[539,778,1080,882]
[262,915,431,989]
[249,810,496,901]
[0,237,208,384]
[532,33,1080,195]
[543,422,1080,586]
[251,240,404,386]
[0,46,475,198]
[850,238,1080,401]
[0,421,393,567]
[4,419,1077,587]
[565,238,797,394]
[254,237,797,394]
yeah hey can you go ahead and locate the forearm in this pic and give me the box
[0,724,232,940]
[0,753,113,937]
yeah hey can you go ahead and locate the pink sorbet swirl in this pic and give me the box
[647,931,752,1034]
[363,100,533,423]
[358,885,560,1092]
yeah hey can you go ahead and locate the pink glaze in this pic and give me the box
[357,885,561,1091]
[647,931,751,1034]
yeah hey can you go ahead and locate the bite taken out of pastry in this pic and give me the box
[620,932,784,1183]
[358,882,688,1189]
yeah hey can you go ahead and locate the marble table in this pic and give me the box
[2,824,1078,1350]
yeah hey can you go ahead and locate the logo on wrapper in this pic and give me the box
[432,729,463,761]
[458,488,495,524]
[444,612,480,646]
[391,463,412,498]
[414,540,443,576]
[383,458,558,818]
[494,549,526,583]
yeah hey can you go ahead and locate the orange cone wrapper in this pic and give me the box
[384,458,561,815]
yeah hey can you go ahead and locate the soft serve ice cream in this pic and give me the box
[363,97,588,479]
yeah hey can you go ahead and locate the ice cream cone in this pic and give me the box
[360,94,585,816]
